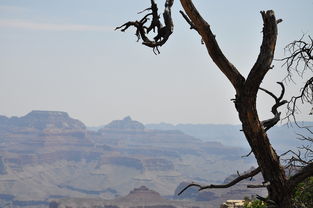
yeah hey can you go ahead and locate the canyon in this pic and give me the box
[0,111,272,207]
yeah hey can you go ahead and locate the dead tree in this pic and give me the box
[116,1,313,207]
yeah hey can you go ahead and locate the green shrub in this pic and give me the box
[244,200,266,208]
[292,176,313,208]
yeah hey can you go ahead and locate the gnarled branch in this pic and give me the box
[115,0,174,54]
[260,82,287,131]
[178,167,261,195]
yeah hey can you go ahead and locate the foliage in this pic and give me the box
[244,199,266,208]
[292,176,313,208]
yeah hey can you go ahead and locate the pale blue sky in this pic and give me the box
[0,0,312,126]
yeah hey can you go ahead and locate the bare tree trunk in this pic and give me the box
[236,93,292,207]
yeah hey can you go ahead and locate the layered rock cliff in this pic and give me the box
[0,112,255,208]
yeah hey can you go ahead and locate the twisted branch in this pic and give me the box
[260,82,287,131]
[115,0,174,54]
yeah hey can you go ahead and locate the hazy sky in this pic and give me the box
[0,0,312,126]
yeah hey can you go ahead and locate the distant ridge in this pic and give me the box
[100,116,145,131]
[51,186,212,208]
[146,122,313,152]
[0,110,86,131]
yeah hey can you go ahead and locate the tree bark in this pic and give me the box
[236,93,292,207]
